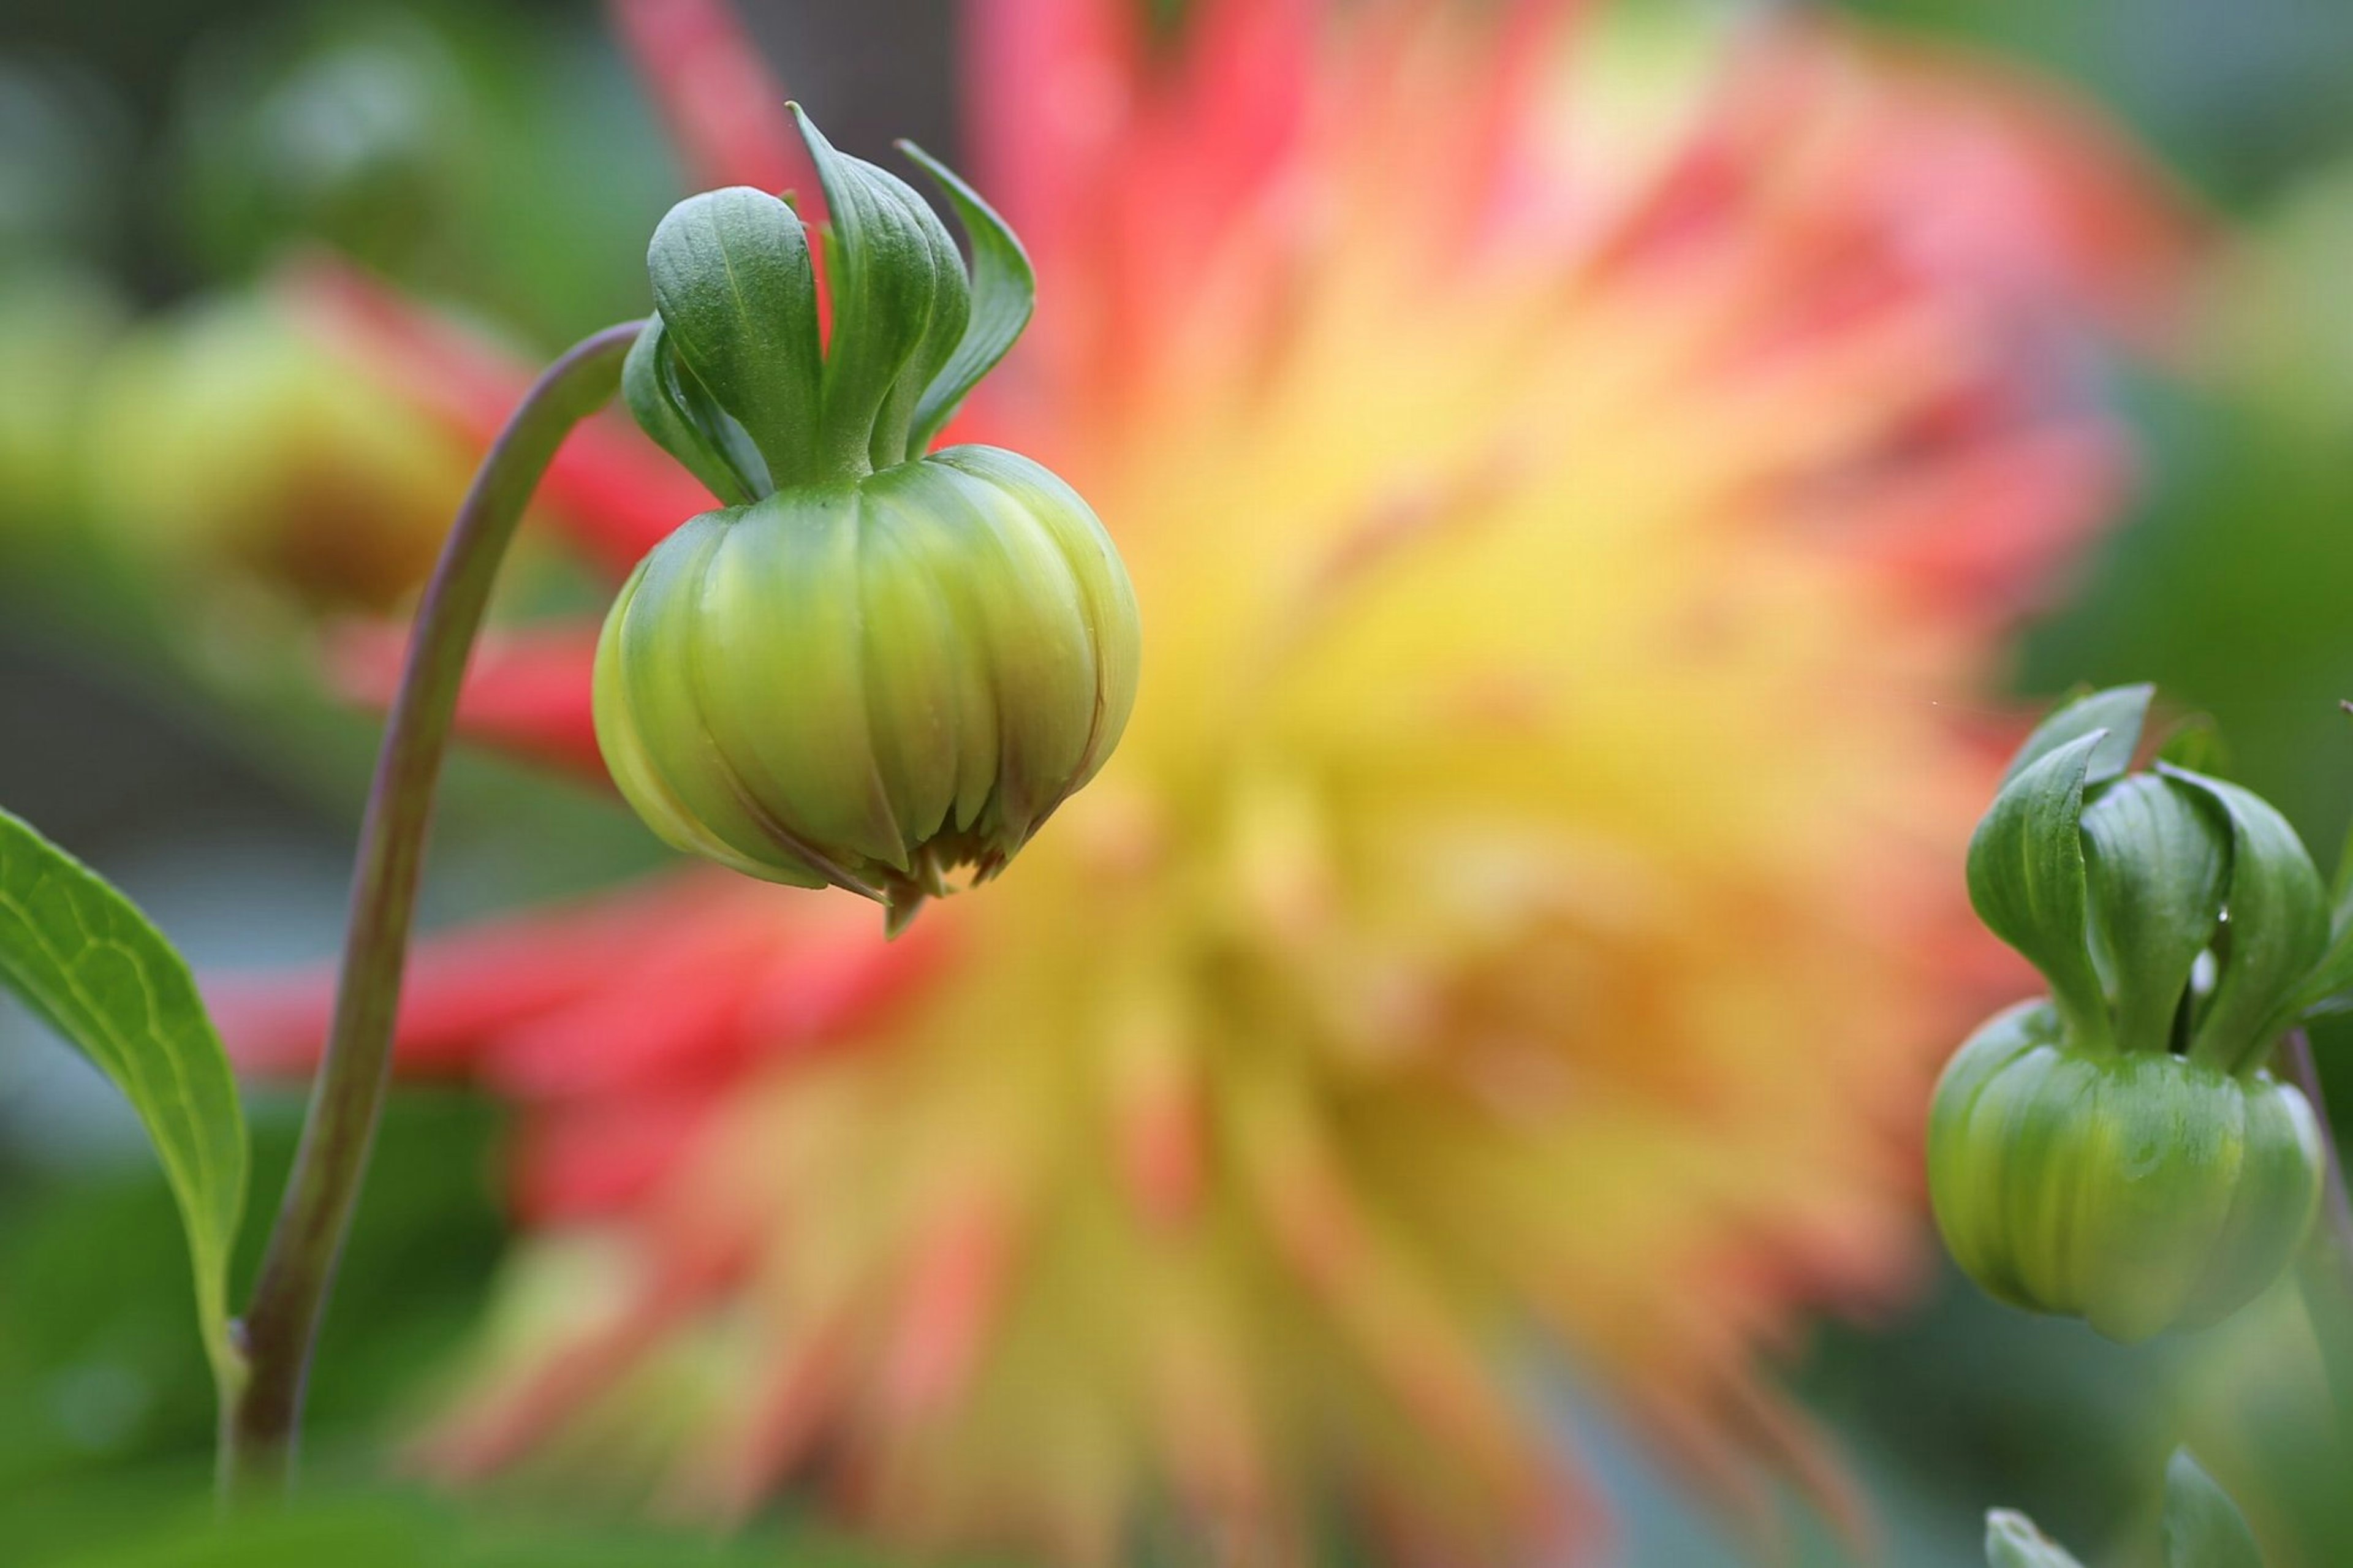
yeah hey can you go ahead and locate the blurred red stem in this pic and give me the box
[219,321,643,1499]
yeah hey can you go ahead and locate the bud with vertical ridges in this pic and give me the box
[592,107,1139,932]
[1929,686,2330,1342]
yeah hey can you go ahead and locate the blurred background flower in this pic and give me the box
[222,0,2194,1557]
[85,285,471,614]
[2,0,2351,1566]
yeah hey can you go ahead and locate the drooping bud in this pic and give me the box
[1930,686,2333,1341]
[593,107,1139,932]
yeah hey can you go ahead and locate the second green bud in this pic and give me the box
[1930,686,2333,1341]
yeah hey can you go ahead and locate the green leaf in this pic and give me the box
[2082,774,2227,1051]
[620,317,761,507]
[2002,684,2153,789]
[899,138,1036,452]
[0,807,248,1397]
[1986,1509,2086,1567]
[2161,766,2329,1072]
[1969,731,2110,1048]
[791,105,969,472]
[645,185,824,487]
[2162,1449,2265,1568]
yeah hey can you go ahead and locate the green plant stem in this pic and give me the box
[219,322,642,1499]
[2280,1028,2353,1444]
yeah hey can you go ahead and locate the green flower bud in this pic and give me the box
[1932,686,2335,1341]
[1930,999,2322,1343]
[593,108,1139,931]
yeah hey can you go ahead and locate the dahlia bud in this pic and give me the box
[1930,998,2321,1343]
[593,108,1139,931]
[1930,685,2332,1342]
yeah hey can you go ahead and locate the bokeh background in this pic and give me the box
[2,0,2351,1563]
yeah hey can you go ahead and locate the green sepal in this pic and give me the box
[898,140,1036,452]
[2161,765,2328,1072]
[2002,683,2153,789]
[2290,920,2353,1021]
[1985,1510,2085,1568]
[644,184,824,487]
[2156,713,2233,778]
[2162,1449,2265,1568]
[621,317,762,507]
[790,105,969,474]
[1969,730,2110,1048]
[2291,814,2353,1018]
[2082,774,2226,1052]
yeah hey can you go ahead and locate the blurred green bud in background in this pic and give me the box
[168,7,478,287]
[83,286,473,613]
[0,268,123,547]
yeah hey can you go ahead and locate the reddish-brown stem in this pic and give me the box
[220,322,641,1498]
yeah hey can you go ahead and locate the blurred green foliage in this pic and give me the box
[0,1094,943,1566]
[0,1096,504,1501]
[1834,0,2353,207]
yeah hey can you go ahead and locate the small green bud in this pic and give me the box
[594,108,1139,931]
[594,450,1137,931]
[1929,1000,2322,1343]
[1936,686,2338,1341]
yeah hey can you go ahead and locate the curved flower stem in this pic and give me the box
[220,322,643,1499]
[2281,1029,2353,1444]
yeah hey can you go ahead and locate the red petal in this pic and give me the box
[209,899,652,1078]
[607,0,837,335]
[607,0,813,206]
[881,1182,1023,1420]
[1851,30,2209,349]
[483,885,948,1100]
[1839,423,2128,620]
[478,909,788,1099]
[509,1091,718,1224]
[958,0,1142,268]
[211,874,737,1077]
